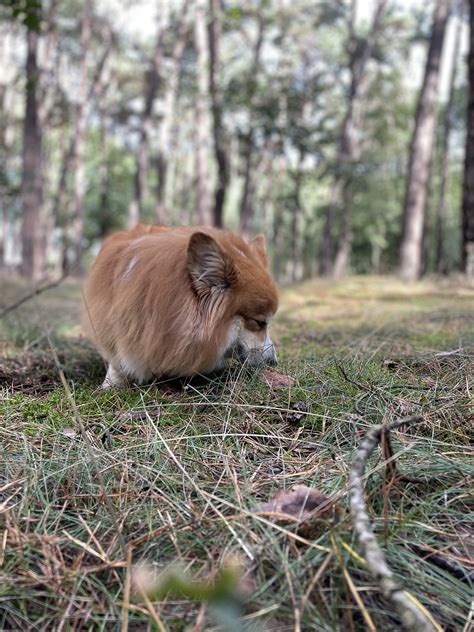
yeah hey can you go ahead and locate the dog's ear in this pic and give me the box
[249,235,268,267]
[187,232,236,294]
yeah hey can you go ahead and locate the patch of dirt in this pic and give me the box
[0,341,102,394]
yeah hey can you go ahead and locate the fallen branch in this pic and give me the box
[409,543,474,584]
[0,273,68,318]
[349,415,441,632]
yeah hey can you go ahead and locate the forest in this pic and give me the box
[1,0,473,283]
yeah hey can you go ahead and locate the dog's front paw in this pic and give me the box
[101,365,129,389]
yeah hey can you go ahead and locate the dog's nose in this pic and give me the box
[263,336,278,365]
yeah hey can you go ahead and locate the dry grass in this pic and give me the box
[0,276,473,630]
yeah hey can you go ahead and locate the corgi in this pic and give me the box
[82,224,279,388]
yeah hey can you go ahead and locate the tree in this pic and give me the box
[128,3,170,227]
[208,0,229,228]
[320,0,389,277]
[0,25,11,267]
[52,22,113,258]
[435,8,462,273]
[155,5,190,224]
[69,0,92,274]
[194,0,212,225]
[20,0,44,280]
[462,0,474,277]
[239,11,265,237]
[399,0,451,281]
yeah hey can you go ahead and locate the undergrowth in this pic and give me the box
[0,276,472,630]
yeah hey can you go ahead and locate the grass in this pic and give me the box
[0,275,473,631]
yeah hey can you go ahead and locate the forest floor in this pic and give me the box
[0,276,473,631]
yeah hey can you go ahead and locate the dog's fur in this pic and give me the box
[82,224,279,388]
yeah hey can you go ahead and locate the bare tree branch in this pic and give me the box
[0,273,68,318]
[349,415,441,632]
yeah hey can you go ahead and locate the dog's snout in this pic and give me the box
[234,334,278,367]
[263,336,278,365]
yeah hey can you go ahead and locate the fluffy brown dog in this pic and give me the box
[82,224,279,388]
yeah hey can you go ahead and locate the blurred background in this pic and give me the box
[1,0,473,284]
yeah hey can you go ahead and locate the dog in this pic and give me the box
[82,224,279,388]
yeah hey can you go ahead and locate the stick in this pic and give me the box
[0,273,68,318]
[349,415,441,632]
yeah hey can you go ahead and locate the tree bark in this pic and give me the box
[21,13,45,280]
[272,156,287,282]
[155,4,190,224]
[208,0,229,228]
[0,35,8,268]
[239,13,265,237]
[319,182,338,276]
[128,3,170,227]
[289,146,306,282]
[435,12,462,274]
[38,0,59,128]
[194,0,213,225]
[399,0,451,281]
[462,0,474,277]
[67,0,92,274]
[325,0,388,278]
[52,27,112,232]
[97,109,112,240]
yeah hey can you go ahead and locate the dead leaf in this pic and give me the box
[261,369,295,388]
[383,358,400,370]
[285,401,308,424]
[62,428,77,438]
[258,484,336,525]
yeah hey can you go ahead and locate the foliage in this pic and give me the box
[0,0,468,278]
[0,0,41,30]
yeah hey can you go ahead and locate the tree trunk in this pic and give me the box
[52,26,112,263]
[155,5,189,224]
[462,1,474,278]
[290,147,305,281]
[21,19,45,280]
[194,0,212,225]
[272,156,287,281]
[208,0,229,228]
[319,182,338,275]
[239,134,258,237]
[69,0,92,274]
[333,176,354,278]
[399,0,451,281]
[332,100,358,278]
[435,12,462,274]
[239,14,265,237]
[38,0,59,128]
[0,43,7,268]
[327,0,388,278]
[129,3,170,227]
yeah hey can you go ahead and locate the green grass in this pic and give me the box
[0,276,473,630]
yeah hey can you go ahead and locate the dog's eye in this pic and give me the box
[243,316,268,332]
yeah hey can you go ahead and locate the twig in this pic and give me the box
[349,415,442,632]
[336,363,370,391]
[0,273,68,318]
[434,347,465,357]
[121,545,133,632]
